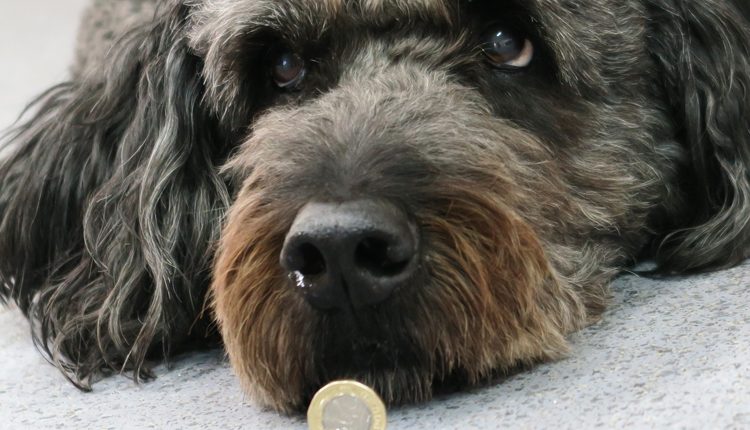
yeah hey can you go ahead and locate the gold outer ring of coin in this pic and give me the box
[307,380,387,430]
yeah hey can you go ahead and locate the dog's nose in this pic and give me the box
[280,200,420,310]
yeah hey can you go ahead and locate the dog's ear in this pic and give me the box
[0,3,227,386]
[646,0,750,272]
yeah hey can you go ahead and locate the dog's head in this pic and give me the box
[188,0,750,411]
[2,0,749,414]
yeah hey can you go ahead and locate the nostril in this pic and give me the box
[288,242,327,276]
[355,237,411,278]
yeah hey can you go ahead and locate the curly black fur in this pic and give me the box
[646,0,750,272]
[0,2,228,387]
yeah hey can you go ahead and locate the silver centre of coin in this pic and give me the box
[321,394,373,430]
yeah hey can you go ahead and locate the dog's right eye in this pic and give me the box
[271,50,307,90]
[481,24,534,70]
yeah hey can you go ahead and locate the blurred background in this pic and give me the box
[0,1,89,129]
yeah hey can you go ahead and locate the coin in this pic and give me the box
[307,380,387,430]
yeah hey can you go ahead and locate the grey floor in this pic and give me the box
[1,3,749,429]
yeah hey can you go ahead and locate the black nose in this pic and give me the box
[280,200,420,310]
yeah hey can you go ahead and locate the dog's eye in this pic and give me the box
[271,50,307,89]
[481,25,534,69]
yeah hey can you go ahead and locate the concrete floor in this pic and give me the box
[1,2,749,429]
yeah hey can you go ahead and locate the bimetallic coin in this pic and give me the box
[308,380,387,430]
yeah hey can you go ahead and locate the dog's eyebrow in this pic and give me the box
[197,0,455,37]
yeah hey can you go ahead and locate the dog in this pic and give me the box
[1,0,749,414]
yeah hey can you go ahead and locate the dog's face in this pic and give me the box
[196,0,681,411]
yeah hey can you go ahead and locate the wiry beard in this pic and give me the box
[212,153,586,412]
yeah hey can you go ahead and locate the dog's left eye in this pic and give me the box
[271,50,307,89]
[481,25,534,69]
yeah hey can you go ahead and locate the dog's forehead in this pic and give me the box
[191,0,648,93]
[192,0,637,31]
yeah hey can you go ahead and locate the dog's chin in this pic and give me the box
[302,306,464,408]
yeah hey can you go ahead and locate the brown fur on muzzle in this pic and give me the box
[213,180,586,412]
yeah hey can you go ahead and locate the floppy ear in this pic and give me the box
[647,0,750,272]
[0,3,227,386]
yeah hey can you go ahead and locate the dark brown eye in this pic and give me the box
[481,25,534,69]
[271,50,306,89]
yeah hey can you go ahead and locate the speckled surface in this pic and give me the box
[1,3,749,429]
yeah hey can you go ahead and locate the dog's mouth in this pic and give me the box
[307,284,429,350]
[319,331,408,374]
[299,303,446,405]
[313,299,423,364]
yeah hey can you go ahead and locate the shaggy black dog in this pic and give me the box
[1,0,749,413]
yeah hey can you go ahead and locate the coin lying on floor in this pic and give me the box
[307,380,387,430]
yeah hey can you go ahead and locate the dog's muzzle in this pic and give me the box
[280,200,420,310]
